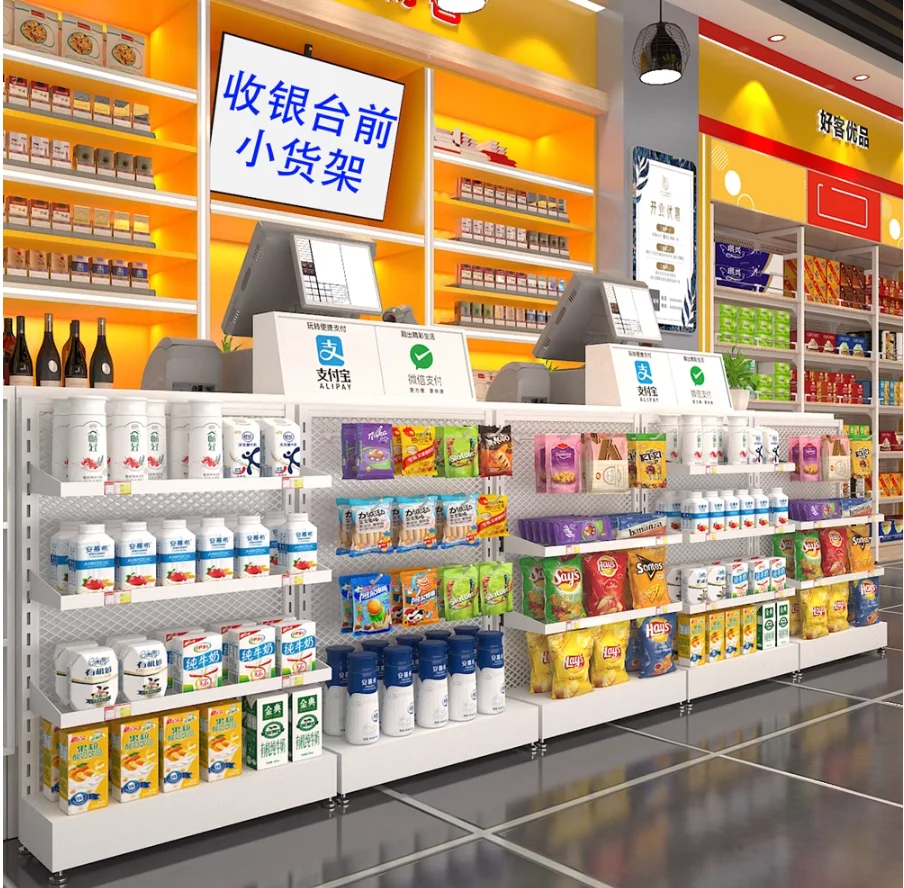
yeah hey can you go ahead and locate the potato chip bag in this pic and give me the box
[526,632,552,694]
[847,525,875,573]
[800,587,829,639]
[638,614,676,678]
[520,558,546,620]
[582,551,629,615]
[590,622,630,688]
[794,530,823,581]
[543,556,585,623]
[850,576,879,626]
[437,426,478,478]
[441,565,479,621]
[826,582,849,633]
[392,425,437,476]
[788,596,801,636]
[627,547,669,608]
[818,528,848,577]
[548,629,594,699]
[625,625,642,672]
[476,494,508,539]
[478,562,512,616]
[400,567,440,628]
[773,533,796,578]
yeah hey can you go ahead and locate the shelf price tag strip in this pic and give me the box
[103,482,131,496]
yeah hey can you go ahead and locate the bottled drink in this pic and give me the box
[36,313,61,386]
[89,317,114,389]
[8,316,34,386]
[63,320,88,388]
[60,320,85,373]
[3,317,14,385]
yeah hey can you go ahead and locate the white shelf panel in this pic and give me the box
[713,286,794,308]
[460,327,540,344]
[433,151,595,195]
[29,664,333,730]
[802,301,874,322]
[29,569,332,611]
[503,532,681,558]
[714,342,798,362]
[681,524,796,544]
[786,567,885,591]
[878,359,902,372]
[29,465,331,497]
[878,451,904,460]
[795,514,881,531]
[682,644,798,701]
[669,462,796,476]
[504,602,682,635]
[323,699,539,794]
[796,621,888,670]
[682,589,777,614]
[4,283,196,315]
[878,405,902,415]
[880,495,904,506]
[18,751,335,874]
[508,671,688,741]
[748,398,799,411]
[878,313,903,328]
[803,351,873,370]
[805,401,874,415]
[434,238,594,272]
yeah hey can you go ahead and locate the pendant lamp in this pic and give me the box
[633,0,689,85]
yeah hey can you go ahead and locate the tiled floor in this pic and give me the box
[6,570,903,888]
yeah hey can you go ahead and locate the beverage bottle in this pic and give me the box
[768,487,789,527]
[381,646,415,737]
[751,488,770,527]
[324,644,355,737]
[723,490,741,531]
[681,491,710,533]
[36,313,61,386]
[476,630,506,714]
[415,640,449,729]
[3,317,14,385]
[705,490,726,533]
[8,316,33,386]
[345,652,380,746]
[89,317,114,389]
[447,635,477,722]
[736,489,755,530]
[63,320,88,388]
[360,638,391,708]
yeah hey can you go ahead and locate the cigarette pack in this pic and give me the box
[90,256,111,285]
[50,140,70,169]
[516,272,528,292]
[6,75,28,106]
[28,199,50,228]
[5,247,27,276]
[8,131,27,162]
[74,144,95,174]
[113,211,131,239]
[93,208,112,236]
[29,135,50,166]
[457,217,473,241]
[494,223,505,243]
[114,152,135,180]
[29,80,50,111]
[495,186,507,207]
[504,305,516,327]
[132,103,150,132]
[95,148,115,177]
[505,225,517,248]
[73,91,91,119]
[457,177,472,200]
[135,156,153,185]
[506,270,517,291]
[49,253,69,282]
[130,261,148,289]
[113,99,131,128]
[483,183,495,204]
[51,85,71,115]
[50,202,71,231]
[131,213,149,241]
[72,205,91,234]
[558,236,569,256]
[548,234,559,255]
[6,195,28,225]
[111,259,130,287]
[505,187,517,208]
[528,231,539,251]
[527,192,538,213]
[70,255,90,284]
[517,190,528,212]
[27,249,48,278]
[472,180,483,201]
[93,95,112,126]
[538,232,549,253]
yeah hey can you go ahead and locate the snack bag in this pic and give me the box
[341,423,394,480]
[350,573,392,636]
[821,435,851,482]
[625,624,642,672]
[629,433,667,489]
[539,434,582,494]
[790,435,822,481]
[826,582,849,633]
[534,437,548,493]
[847,525,875,572]
[388,569,403,625]
[788,596,801,636]
[395,496,438,553]
[794,530,823,581]
[439,493,479,548]
[526,632,552,694]
[774,533,796,578]
[818,528,848,577]
[478,562,513,616]
[638,614,677,678]
[799,587,829,639]
[581,433,629,492]
[627,547,669,608]
[336,498,353,556]
[547,629,594,699]
[582,551,629,615]
[590,621,630,688]
[850,432,873,478]
[400,567,440,628]
[850,576,879,626]
[441,565,479,621]
[392,426,437,477]
[476,494,508,539]
[349,497,393,556]
[520,558,546,620]
[437,426,478,478]
[543,556,585,623]
[478,425,513,477]
[339,575,353,633]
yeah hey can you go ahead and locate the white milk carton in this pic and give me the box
[706,564,727,601]
[269,618,316,677]
[41,719,60,801]
[750,558,770,595]
[223,417,261,478]
[54,642,97,704]
[226,624,277,683]
[153,626,205,689]
[211,620,254,665]
[776,599,790,646]
[728,561,749,598]
[243,692,289,770]
[290,687,323,762]
[67,646,119,711]
[116,639,167,702]
[770,557,787,594]
[167,633,223,693]
[666,567,683,603]
[260,418,302,477]
[681,567,707,605]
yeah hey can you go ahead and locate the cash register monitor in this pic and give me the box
[533,274,662,362]
[222,221,382,337]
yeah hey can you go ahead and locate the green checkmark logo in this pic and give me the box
[410,344,434,370]
[690,366,705,386]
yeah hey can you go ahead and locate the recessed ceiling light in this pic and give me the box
[853,74,870,81]
[767,34,786,42]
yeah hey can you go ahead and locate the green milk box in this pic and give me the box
[757,602,776,651]
[243,692,289,771]
[290,687,323,762]
[776,600,790,646]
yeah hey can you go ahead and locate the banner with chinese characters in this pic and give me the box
[210,34,405,221]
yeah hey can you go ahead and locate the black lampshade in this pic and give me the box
[633,16,690,85]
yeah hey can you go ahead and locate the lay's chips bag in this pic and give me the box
[526,632,552,694]
[548,629,594,699]
[826,582,849,633]
[638,614,676,678]
[800,587,829,639]
[590,622,630,688]
[520,558,545,620]
[543,556,585,624]
[850,576,880,626]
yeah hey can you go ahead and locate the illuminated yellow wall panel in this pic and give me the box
[881,195,904,249]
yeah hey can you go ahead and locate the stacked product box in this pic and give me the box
[796,370,866,404]
[867,274,904,316]
[455,264,565,299]
[717,304,792,348]
[784,255,872,308]
[758,362,793,401]
[455,177,569,220]
[793,329,871,358]
[454,301,550,332]
[879,330,903,361]
[713,241,785,295]
[878,379,903,407]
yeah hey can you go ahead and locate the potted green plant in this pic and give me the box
[722,347,755,411]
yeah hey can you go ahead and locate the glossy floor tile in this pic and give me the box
[387,724,703,828]
[883,693,903,705]
[884,611,903,649]
[881,582,903,608]
[500,756,903,888]
[730,702,903,804]
[798,648,903,699]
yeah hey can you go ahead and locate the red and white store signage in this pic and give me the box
[807,170,880,241]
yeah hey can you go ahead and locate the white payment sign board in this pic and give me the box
[210,34,405,222]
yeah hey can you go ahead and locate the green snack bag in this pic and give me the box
[438,426,479,478]
[521,557,545,620]
[794,530,823,581]
[442,565,479,620]
[773,533,796,577]
[543,555,585,624]
[479,561,513,615]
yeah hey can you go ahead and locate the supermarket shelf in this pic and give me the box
[457,326,540,344]
[504,602,682,635]
[802,301,875,322]
[880,495,904,506]
[878,359,902,372]
[433,151,594,195]
[3,46,198,103]
[803,351,873,369]
[682,524,796,544]
[878,451,904,459]
[683,644,799,701]
[29,664,333,731]
[806,401,874,415]
[786,567,885,592]
[669,462,795,476]
[713,286,793,308]
[796,621,888,670]
[434,194,593,233]
[29,466,332,497]
[714,342,798,362]
[18,751,336,874]
[748,398,798,411]
[878,313,903,328]
[796,514,882,531]
[878,405,903,416]
[434,237,594,272]
[877,540,902,563]
[682,589,777,615]
[434,284,559,308]
[503,532,681,558]
[507,671,688,741]
[29,569,333,611]
[323,699,539,794]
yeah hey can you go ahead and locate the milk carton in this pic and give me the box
[769,557,787,594]
[269,618,316,676]
[243,692,289,770]
[776,599,790,646]
[117,639,167,702]
[666,567,683,603]
[757,602,777,650]
[705,611,724,663]
[153,626,205,689]
[741,606,757,655]
[750,558,770,595]
[706,564,726,602]
[724,608,741,659]
[168,633,223,693]
[681,566,707,604]
[260,418,301,477]
[110,716,158,802]
[200,701,242,781]
[67,646,118,710]
[211,620,253,665]
[290,687,323,762]
[159,709,199,792]
[41,720,60,801]
[226,624,276,683]
[677,613,705,667]
[53,641,96,704]
[728,561,748,598]
[58,726,108,815]
[223,417,261,478]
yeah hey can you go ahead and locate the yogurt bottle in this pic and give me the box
[51,399,69,479]
[196,517,234,582]
[723,490,741,531]
[725,416,749,465]
[68,524,114,595]
[279,513,318,574]
[223,417,261,479]
[261,418,302,477]
[235,516,270,578]
[381,645,415,737]
[415,640,449,729]
[736,489,755,530]
[768,487,789,527]
[324,644,355,737]
[705,491,726,533]
[345,652,380,746]
[681,491,710,533]
[114,521,157,591]
[657,492,682,533]
[146,400,167,481]
[108,398,148,483]
[263,512,286,573]
[751,488,770,528]
[188,401,222,480]
[701,419,720,466]
[654,414,681,463]
[157,519,196,586]
[67,397,107,482]
[476,631,506,715]
[361,639,391,707]
[679,415,703,465]
[169,403,191,479]
[447,635,477,723]
[50,522,79,592]
[395,635,423,679]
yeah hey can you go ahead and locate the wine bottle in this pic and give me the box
[63,320,88,388]
[3,317,14,386]
[89,317,114,389]
[36,313,62,387]
[60,320,86,374]
[8,316,34,386]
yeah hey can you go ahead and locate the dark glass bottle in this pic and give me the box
[89,317,114,389]
[36,313,62,387]
[63,320,88,388]
[3,317,14,385]
[8,316,33,386]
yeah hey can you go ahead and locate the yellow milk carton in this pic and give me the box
[723,609,741,659]
[705,611,724,664]
[200,700,243,782]
[159,709,199,793]
[677,613,705,668]
[110,716,158,802]
[41,719,59,801]
[741,606,757,655]
[58,725,108,815]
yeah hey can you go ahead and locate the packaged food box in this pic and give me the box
[3,0,13,45]
[106,26,147,76]
[290,687,323,761]
[677,612,704,668]
[705,611,724,664]
[159,709,199,792]
[200,701,242,782]
[58,725,108,815]
[40,719,59,801]
[243,692,289,771]
[14,3,58,55]
[61,14,103,66]
[757,601,776,651]
[110,716,158,802]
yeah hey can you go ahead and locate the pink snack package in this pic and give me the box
[535,434,582,494]
[790,435,822,482]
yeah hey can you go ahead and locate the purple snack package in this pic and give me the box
[343,423,394,480]
[546,517,584,545]
[545,435,582,494]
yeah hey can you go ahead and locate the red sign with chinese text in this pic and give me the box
[807,170,880,241]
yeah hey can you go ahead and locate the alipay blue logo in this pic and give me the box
[634,360,654,385]
[316,336,344,367]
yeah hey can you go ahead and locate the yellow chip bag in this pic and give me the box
[476,494,508,539]
[847,525,875,573]
[827,582,849,633]
[627,547,669,608]
[548,629,594,699]
[526,632,552,694]
[800,587,829,639]
[590,622,630,688]
[788,595,801,636]
[392,425,437,476]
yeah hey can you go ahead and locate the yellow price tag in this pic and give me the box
[282,477,305,489]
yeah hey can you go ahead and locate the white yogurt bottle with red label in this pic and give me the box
[263,512,286,572]
[681,491,710,533]
[68,524,115,595]
[223,417,261,479]
[51,399,69,478]
[67,397,107,482]
[169,403,190,479]
[188,402,222,480]
[114,521,157,591]
[278,513,318,574]
[654,414,681,463]
[157,519,196,586]
[108,398,148,482]
[196,517,234,582]
[50,521,79,592]
[679,416,703,465]
[146,400,167,481]
[235,516,270,578]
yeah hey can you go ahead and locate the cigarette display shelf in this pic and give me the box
[504,601,682,635]
[503,532,682,558]
[4,102,159,139]
[434,194,592,234]
[682,644,799,702]
[435,284,560,309]
[4,276,159,299]
[433,151,594,195]
[434,236,593,273]
[785,566,885,591]
[796,620,888,670]
[5,155,158,190]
